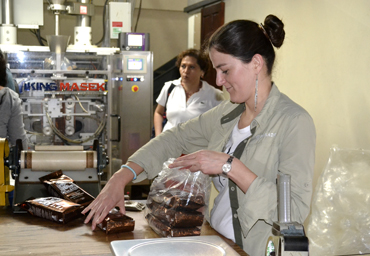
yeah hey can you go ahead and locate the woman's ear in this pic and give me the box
[252,54,264,74]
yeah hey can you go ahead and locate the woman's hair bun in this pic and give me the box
[263,14,285,48]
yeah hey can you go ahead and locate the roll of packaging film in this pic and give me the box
[266,235,309,256]
[266,236,279,256]
[20,150,97,171]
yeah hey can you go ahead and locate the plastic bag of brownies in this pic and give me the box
[145,158,211,237]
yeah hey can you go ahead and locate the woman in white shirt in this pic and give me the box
[153,49,225,137]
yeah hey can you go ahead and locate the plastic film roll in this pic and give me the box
[20,150,97,171]
[266,236,280,256]
[266,235,309,256]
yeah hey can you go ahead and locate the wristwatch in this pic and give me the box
[222,155,234,176]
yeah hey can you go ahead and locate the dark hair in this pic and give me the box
[176,48,210,76]
[206,14,285,75]
[0,50,7,87]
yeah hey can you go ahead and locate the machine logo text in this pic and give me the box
[23,82,106,91]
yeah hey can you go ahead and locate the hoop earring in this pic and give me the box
[254,75,258,112]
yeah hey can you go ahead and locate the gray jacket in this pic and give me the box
[129,84,316,256]
[0,87,27,149]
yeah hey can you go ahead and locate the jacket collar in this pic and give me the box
[221,103,245,124]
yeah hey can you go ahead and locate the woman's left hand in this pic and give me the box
[169,150,229,175]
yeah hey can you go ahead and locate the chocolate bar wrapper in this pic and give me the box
[97,208,135,234]
[146,214,200,237]
[39,170,95,206]
[17,197,83,224]
[147,202,204,228]
[148,189,205,211]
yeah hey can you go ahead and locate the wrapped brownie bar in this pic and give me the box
[16,197,83,224]
[147,202,204,228]
[148,189,205,211]
[97,208,135,234]
[39,170,95,206]
[146,214,200,237]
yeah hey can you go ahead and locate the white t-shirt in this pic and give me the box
[210,123,252,242]
[156,78,225,132]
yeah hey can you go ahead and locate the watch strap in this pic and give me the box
[227,155,234,164]
[222,155,234,176]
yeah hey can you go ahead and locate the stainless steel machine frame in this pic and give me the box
[0,0,153,210]
[3,49,153,209]
[109,52,153,175]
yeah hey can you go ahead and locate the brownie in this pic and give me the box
[97,208,135,234]
[147,202,204,228]
[148,189,205,211]
[146,214,201,237]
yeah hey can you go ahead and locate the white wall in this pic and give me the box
[223,0,370,223]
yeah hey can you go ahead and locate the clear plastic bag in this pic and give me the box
[145,158,211,237]
[306,146,370,255]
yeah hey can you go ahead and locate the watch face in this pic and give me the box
[222,163,231,173]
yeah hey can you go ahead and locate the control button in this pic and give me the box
[131,85,139,92]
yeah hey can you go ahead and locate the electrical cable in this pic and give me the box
[134,0,143,32]
[43,101,106,144]
[94,0,109,45]
[30,29,47,46]
[74,95,89,113]
[37,29,47,45]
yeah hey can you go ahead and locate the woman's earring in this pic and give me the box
[254,75,258,112]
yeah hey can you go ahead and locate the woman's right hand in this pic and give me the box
[81,164,141,230]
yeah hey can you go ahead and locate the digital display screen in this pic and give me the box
[128,34,143,46]
[127,58,144,71]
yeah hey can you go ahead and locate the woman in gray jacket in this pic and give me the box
[0,51,27,149]
[83,14,316,256]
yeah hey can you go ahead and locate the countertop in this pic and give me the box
[0,203,248,256]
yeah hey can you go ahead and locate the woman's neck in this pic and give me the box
[239,78,272,128]
[181,80,202,99]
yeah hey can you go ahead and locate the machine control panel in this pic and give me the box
[114,76,145,82]
[123,55,147,74]
[126,75,144,82]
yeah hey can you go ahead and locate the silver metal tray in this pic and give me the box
[110,235,240,256]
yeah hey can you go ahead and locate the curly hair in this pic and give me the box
[175,48,210,76]
[0,50,8,87]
